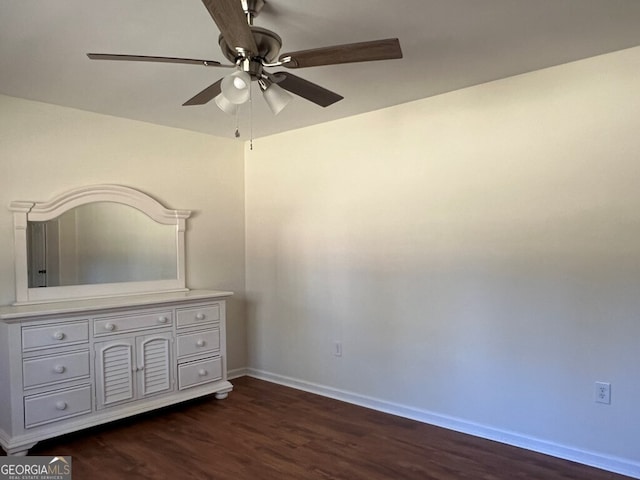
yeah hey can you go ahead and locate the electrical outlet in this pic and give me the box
[333,341,342,357]
[595,381,611,404]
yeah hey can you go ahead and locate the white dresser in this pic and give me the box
[0,290,233,456]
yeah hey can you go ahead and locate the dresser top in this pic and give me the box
[0,289,233,322]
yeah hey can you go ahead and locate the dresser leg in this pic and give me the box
[3,442,37,456]
[214,391,229,400]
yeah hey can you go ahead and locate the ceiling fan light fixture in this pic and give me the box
[221,70,251,104]
[262,81,292,115]
[214,93,239,115]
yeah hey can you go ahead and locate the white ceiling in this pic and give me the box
[2,0,640,140]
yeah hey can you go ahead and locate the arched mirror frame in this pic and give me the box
[9,184,191,305]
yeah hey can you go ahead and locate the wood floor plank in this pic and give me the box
[8,376,632,479]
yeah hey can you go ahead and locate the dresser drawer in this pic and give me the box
[23,350,90,389]
[178,357,222,390]
[176,304,220,328]
[24,385,92,428]
[176,328,220,359]
[94,311,173,336]
[22,321,89,352]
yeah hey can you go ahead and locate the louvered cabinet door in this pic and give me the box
[136,333,174,397]
[95,339,135,409]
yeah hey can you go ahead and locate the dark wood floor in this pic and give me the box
[17,376,631,479]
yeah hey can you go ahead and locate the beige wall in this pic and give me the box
[0,95,247,369]
[245,45,640,470]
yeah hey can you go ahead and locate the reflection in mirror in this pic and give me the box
[27,202,177,288]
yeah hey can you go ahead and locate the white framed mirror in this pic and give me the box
[9,185,191,304]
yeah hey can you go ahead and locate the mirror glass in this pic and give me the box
[27,202,177,288]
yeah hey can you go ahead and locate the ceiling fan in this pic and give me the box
[87,0,403,116]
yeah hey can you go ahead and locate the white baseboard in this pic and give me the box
[227,367,249,380]
[244,368,640,479]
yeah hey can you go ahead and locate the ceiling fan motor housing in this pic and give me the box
[218,26,282,64]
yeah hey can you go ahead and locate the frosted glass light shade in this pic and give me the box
[214,93,238,115]
[263,83,292,115]
[221,71,251,104]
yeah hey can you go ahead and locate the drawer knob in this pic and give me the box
[53,331,65,340]
[158,316,169,324]
[55,401,68,411]
[104,323,115,331]
[198,369,208,377]
[196,340,206,347]
[195,313,206,321]
[54,365,66,374]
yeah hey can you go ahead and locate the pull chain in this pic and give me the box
[249,82,254,150]
[234,106,240,138]
[230,81,254,150]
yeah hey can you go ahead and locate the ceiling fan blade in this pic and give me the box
[183,79,223,106]
[201,0,258,55]
[272,72,343,107]
[279,38,402,69]
[87,53,229,67]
